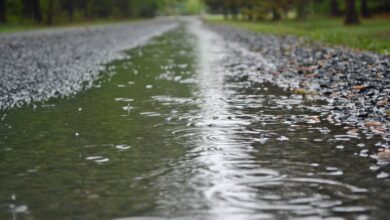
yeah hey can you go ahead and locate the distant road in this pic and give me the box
[0,18,178,109]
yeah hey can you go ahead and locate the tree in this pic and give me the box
[360,0,370,17]
[2,0,185,25]
[271,8,281,21]
[46,0,55,25]
[22,0,34,20]
[345,0,360,25]
[266,0,295,21]
[119,0,131,18]
[204,0,220,14]
[383,0,390,13]
[92,0,112,18]
[24,0,43,23]
[331,0,341,16]
[296,0,309,21]
[32,0,42,22]
[22,0,31,19]
[65,0,75,21]
[77,0,89,18]
[0,0,6,23]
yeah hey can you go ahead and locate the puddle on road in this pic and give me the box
[0,22,389,220]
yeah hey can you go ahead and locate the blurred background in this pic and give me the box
[0,0,203,26]
[203,0,390,54]
[0,0,389,25]
[0,0,389,53]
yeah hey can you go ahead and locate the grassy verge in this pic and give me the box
[205,15,390,55]
[0,23,36,33]
[0,18,146,34]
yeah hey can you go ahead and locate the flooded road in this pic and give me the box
[0,20,389,220]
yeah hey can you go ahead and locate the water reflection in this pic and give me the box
[150,20,388,219]
[0,20,389,220]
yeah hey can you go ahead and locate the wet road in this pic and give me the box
[0,19,389,220]
[0,19,177,109]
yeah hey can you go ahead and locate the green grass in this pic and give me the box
[0,23,36,33]
[205,15,390,55]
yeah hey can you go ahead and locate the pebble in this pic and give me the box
[208,23,390,146]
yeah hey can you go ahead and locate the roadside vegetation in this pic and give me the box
[1,0,389,54]
[0,0,203,33]
[206,15,390,54]
[204,0,390,54]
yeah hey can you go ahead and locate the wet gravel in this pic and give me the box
[207,23,390,146]
[0,19,177,109]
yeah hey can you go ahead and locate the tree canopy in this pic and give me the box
[0,0,389,26]
[204,0,390,25]
[0,0,202,25]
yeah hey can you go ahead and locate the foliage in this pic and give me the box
[184,0,204,15]
[204,0,390,24]
[206,15,390,54]
[0,0,197,26]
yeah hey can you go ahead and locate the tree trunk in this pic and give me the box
[22,0,32,19]
[66,0,74,21]
[223,10,228,20]
[360,0,370,17]
[78,0,89,18]
[384,0,390,13]
[331,0,340,16]
[345,0,360,25]
[297,0,308,21]
[46,0,54,25]
[31,0,42,23]
[120,0,130,18]
[247,5,253,21]
[0,0,6,23]
[247,13,253,21]
[231,7,238,20]
[272,9,281,21]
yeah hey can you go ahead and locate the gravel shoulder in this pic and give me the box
[207,22,390,147]
[0,18,178,109]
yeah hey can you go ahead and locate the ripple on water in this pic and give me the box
[172,128,255,147]
[146,20,384,219]
[9,205,28,213]
[115,145,131,150]
[140,112,161,117]
[86,156,109,163]
[152,95,194,105]
[115,98,134,102]
[122,104,133,111]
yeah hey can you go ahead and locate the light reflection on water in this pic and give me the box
[152,20,378,220]
[0,20,389,220]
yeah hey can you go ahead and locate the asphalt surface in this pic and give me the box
[0,18,178,109]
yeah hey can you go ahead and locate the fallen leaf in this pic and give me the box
[308,115,321,123]
[352,85,367,90]
[376,100,388,107]
[377,149,390,159]
[305,73,319,78]
[347,93,358,99]
[365,121,382,127]
[347,129,359,135]
[370,127,386,135]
